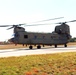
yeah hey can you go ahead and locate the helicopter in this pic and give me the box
[0,17,76,49]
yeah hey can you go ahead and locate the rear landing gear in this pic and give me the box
[29,46,33,49]
[55,45,57,48]
[64,44,67,47]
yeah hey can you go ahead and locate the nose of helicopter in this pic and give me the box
[8,38,15,43]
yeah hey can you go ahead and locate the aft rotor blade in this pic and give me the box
[65,20,76,23]
[25,23,54,27]
[54,20,76,24]
[32,17,64,23]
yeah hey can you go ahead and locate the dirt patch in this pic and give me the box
[0,44,27,49]
[0,42,76,50]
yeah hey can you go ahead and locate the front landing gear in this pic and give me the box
[29,45,41,49]
[37,45,41,49]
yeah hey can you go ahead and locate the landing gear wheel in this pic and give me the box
[29,46,33,49]
[37,45,41,49]
[64,44,67,47]
[55,45,57,48]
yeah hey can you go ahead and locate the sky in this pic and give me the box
[0,0,76,41]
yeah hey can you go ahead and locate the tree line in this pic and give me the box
[70,37,76,42]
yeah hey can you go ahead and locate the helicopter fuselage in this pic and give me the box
[10,23,71,49]
[0,18,75,49]
[13,32,69,45]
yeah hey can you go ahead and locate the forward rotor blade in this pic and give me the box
[0,23,25,27]
[7,26,14,30]
[0,25,10,27]
[18,23,26,26]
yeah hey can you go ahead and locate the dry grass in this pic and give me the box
[0,52,76,75]
[0,42,76,50]
[68,42,76,45]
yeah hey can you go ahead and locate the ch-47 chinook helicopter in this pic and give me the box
[0,17,76,49]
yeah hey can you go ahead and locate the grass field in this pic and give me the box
[0,42,76,75]
[0,52,76,75]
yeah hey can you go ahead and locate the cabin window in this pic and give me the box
[51,36,53,39]
[51,36,55,39]
[34,36,37,39]
[43,36,45,39]
[51,36,57,39]
[24,35,28,39]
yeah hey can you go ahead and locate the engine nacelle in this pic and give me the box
[55,23,70,34]
[14,27,25,33]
